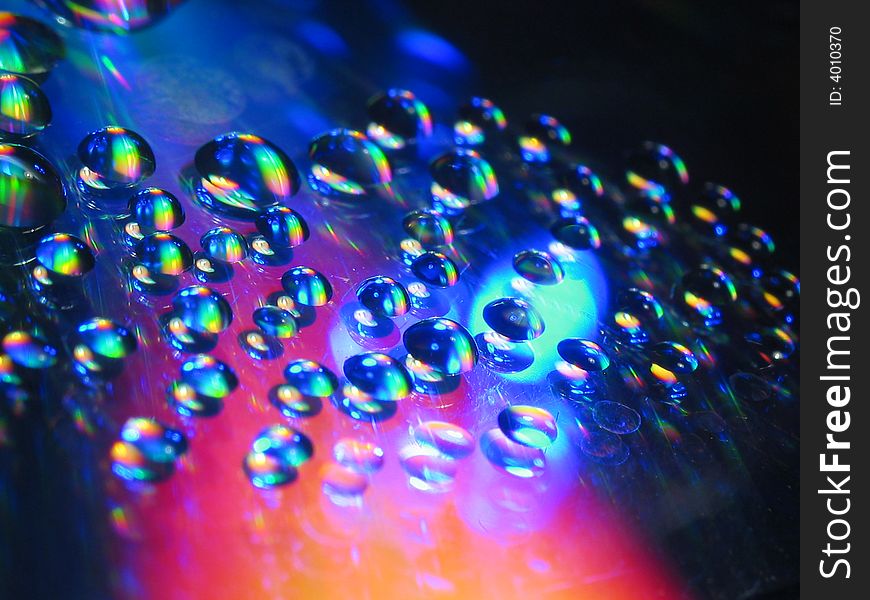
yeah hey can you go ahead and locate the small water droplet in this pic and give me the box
[512,249,564,286]
[482,297,545,341]
[171,285,233,333]
[550,215,601,250]
[200,226,248,263]
[281,266,333,306]
[0,73,51,139]
[413,421,474,459]
[517,114,570,163]
[129,187,184,233]
[283,359,338,397]
[254,205,309,248]
[307,128,392,197]
[343,352,412,401]
[356,276,410,318]
[480,428,546,478]
[135,232,193,275]
[454,96,507,146]
[625,141,688,201]
[411,251,459,288]
[402,209,454,247]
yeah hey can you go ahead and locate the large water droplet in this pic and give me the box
[0,73,51,139]
[475,331,535,373]
[195,132,299,217]
[343,352,412,401]
[307,129,392,197]
[72,317,136,377]
[78,126,155,190]
[200,226,248,264]
[497,405,557,449]
[281,265,333,306]
[430,149,498,210]
[0,13,64,81]
[366,89,432,150]
[403,317,477,376]
[482,297,545,341]
[0,143,65,234]
[37,0,183,32]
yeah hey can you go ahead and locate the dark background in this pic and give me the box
[407,0,799,268]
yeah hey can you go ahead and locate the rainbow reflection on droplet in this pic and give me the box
[308,129,392,197]
[343,352,412,401]
[281,266,332,306]
[480,428,546,478]
[366,89,432,149]
[356,276,409,318]
[411,251,459,288]
[129,187,184,233]
[0,73,51,138]
[430,149,498,210]
[78,126,155,190]
[413,421,474,459]
[35,232,94,276]
[172,285,233,334]
[403,317,477,376]
[482,297,545,341]
[518,114,571,163]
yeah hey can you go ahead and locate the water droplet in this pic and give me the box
[356,276,409,318]
[676,265,737,327]
[200,226,248,263]
[281,266,333,306]
[195,132,299,217]
[413,421,474,459]
[119,417,187,464]
[72,317,136,377]
[35,232,94,276]
[254,205,309,248]
[252,305,297,339]
[111,439,174,483]
[334,383,397,422]
[402,209,454,247]
[727,223,775,266]
[625,141,688,201]
[430,149,498,210]
[38,0,181,32]
[687,183,740,236]
[729,372,772,403]
[480,428,546,478]
[617,288,664,325]
[497,405,557,449]
[129,187,184,233]
[78,126,155,190]
[244,448,297,489]
[512,249,564,286]
[307,129,392,197]
[366,89,432,150]
[556,164,604,210]
[649,341,698,384]
[0,14,64,81]
[2,330,57,369]
[135,232,193,275]
[579,430,629,465]
[483,297,545,341]
[403,317,477,376]
[592,401,641,434]
[321,462,368,502]
[744,327,795,361]
[399,445,457,492]
[251,424,314,467]
[343,352,412,401]
[180,354,238,398]
[0,73,51,139]
[171,285,233,333]
[557,339,610,371]
[283,359,338,397]
[269,383,322,418]
[333,438,385,473]
[550,215,601,250]
[167,379,222,417]
[0,143,65,234]
[475,331,535,373]
[411,251,459,288]
[454,96,507,146]
[517,114,571,163]
[192,252,234,284]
